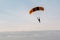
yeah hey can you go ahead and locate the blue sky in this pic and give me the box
[0,0,60,32]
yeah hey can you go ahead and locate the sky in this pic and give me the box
[0,0,60,32]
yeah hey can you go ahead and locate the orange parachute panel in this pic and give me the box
[29,6,44,14]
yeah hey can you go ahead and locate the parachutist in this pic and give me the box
[38,18,40,23]
[37,17,40,23]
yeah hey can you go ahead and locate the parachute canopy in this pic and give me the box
[29,6,44,14]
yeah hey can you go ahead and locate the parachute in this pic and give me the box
[29,6,44,23]
[29,6,44,14]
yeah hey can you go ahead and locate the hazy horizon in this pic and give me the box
[0,30,60,40]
